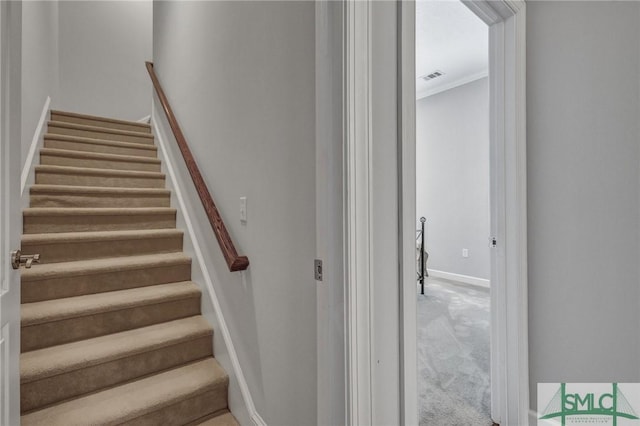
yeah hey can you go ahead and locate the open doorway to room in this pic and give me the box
[415,2,492,424]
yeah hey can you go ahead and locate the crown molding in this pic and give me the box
[416,70,488,100]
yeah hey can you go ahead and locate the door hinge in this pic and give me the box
[314,259,323,281]
[490,237,497,248]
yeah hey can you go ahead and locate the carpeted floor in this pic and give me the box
[418,277,493,426]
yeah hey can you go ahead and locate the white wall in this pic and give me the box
[21,0,59,164]
[416,77,490,281]
[57,1,151,121]
[527,0,640,411]
[153,2,317,425]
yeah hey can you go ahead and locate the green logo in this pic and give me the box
[539,383,639,426]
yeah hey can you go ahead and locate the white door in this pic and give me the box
[0,1,22,424]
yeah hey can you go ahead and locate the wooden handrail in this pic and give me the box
[145,61,249,272]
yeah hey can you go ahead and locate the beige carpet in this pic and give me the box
[418,277,493,426]
[19,110,238,426]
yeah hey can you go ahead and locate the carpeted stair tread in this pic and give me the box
[21,315,212,383]
[21,252,192,302]
[44,133,157,157]
[20,316,213,412]
[48,120,154,138]
[40,147,159,164]
[30,184,170,195]
[30,184,171,208]
[35,164,166,188]
[21,281,200,327]
[21,251,189,281]
[22,228,182,243]
[24,207,177,234]
[48,121,155,145]
[36,164,164,178]
[21,281,201,352]
[40,147,161,172]
[20,358,228,426]
[51,110,152,133]
[196,413,240,426]
[22,227,181,242]
[24,206,176,217]
[21,228,183,263]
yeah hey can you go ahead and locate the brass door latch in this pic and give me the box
[10,250,41,269]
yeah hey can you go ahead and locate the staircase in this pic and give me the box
[19,110,239,426]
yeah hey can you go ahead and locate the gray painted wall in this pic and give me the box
[527,0,640,410]
[21,1,59,164]
[153,2,317,425]
[416,77,490,281]
[21,0,152,163]
[315,1,345,423]
[371,2,400,423]
[57,1,152,121]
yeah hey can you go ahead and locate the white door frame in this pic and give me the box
[0,1,22,425]
[343,1,373,424]
[402,0,529,424]
[344,0,529,425]
[463,2,529,424]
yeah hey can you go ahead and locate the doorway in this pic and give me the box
[398,1,529,425]
[415,0,493,426]
[415,2,491,424]
[338,0,528,423]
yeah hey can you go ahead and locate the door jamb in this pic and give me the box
[0,1,22,425]
[341,0,528,423]
[398,1,416,424]
[343,1,373,424]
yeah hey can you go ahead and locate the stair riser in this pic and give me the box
[44,138,157,158]
[35,170,165,189]
[30,192,171,208]
[121,388,228,426]
[22,234,183,264]
[40,153,161,172]
[21,296,201,352]
[21,261,191,303]
[24,212,176,234]
[21,335,212,413]
[51,112,152,134]
[48,125,154,145]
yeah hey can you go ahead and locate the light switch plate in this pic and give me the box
[240,197,247,223]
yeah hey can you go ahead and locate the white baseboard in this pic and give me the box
[251,412,267,426]
[21,96,50,201]
[137,114,150,123]
[151,109,265,426]
[427,268,490,289]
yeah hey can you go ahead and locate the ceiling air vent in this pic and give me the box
[420,70,445,82]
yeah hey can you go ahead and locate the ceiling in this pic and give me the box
[416,0,488,99]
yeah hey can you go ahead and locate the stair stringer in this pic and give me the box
[151,104,266,426]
